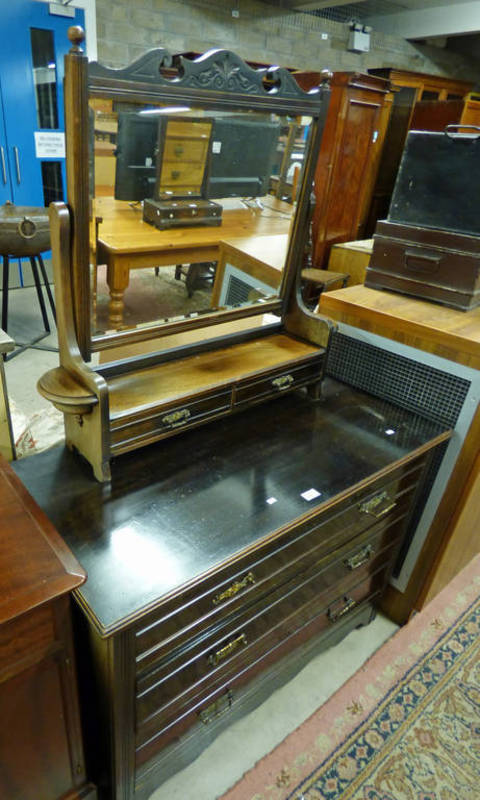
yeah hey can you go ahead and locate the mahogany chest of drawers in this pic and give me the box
[13,380,450,800]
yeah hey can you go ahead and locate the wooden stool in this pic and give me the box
[301,268,349,307]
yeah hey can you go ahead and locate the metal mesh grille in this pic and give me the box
[225,275,253,306]
[326,331,471,578]
[306,1,405,24]
[326,332,470,428]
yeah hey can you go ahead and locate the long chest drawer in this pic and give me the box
[136,518,399,725]
[135,566,386,767]
[134,457,425,674]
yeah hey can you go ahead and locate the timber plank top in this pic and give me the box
[318,285,480,370]
[93,196,292,255]
[220,234,289,272]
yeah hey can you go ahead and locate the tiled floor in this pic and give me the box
[3,282,399,800]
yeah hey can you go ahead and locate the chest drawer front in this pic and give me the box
[159,162,206,193]
[163,137,209,164]
[134,459,425,670]
[110,389,232,451]
[371,234,480,293]
[135,568,384,761]
[135,527,401,735]
[234,357,323,407]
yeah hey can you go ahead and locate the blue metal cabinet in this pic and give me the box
[0,1,85,207]
[0,83,12,205]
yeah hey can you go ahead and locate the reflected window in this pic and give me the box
[30,28,59,129]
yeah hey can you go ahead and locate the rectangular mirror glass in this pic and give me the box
[89,96,312,339]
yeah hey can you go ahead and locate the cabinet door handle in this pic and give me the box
[327,596,356,623]
[161,408,191,427]
[208,633,247,666]
[359,491,396,518]
[13,146,21,184]
[212,572,256,606]
[272,374,294,391]
[344,543,374,571]
[0,147,6,184]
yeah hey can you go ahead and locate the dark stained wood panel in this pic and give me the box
[13,380,449,637]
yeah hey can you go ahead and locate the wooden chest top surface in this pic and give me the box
[0,457,86,626]
[12,381,448,636]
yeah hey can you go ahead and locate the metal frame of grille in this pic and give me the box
[325,330,474,583]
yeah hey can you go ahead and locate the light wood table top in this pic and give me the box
[211,233,289,307]
[318,284,480,370]
[93,196,292,328]
[93,196,292,256]
[219,233,289,270]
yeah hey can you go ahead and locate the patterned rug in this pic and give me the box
[222,556,480,800]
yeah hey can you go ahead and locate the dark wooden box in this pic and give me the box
[389,129,480,237]
[143,197,222,230]
[365,219,480,311]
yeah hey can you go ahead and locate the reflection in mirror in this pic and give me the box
[89,97,312,337]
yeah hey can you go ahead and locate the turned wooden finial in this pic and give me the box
[320,69,334,84]
[68,25,85,52]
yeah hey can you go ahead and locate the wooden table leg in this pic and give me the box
[106,261,130,329]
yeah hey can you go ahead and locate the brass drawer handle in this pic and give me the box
[359,490,396,518]
[174,145,184,157]
[328,596,356,623]
[198,689,233,725]
[272,374,294,391]
[171,169,181,179]
[344,544,374,571]
[161,408,191,427]
[212,572,256,606]
[208,633,247,666]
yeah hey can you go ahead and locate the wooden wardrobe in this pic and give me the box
[294,71,393,268]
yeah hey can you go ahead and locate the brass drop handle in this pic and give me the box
[171,169,181,179]
[208,633,247,666]
[359,490,396,518]
[327,596,356,623]
[272,374,294,391]
[174,145,184,157]
[161,408,191,427]
[212,572,256,606]
[344,543,374,571]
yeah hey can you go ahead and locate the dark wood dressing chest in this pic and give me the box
[13,380,449,800]
[0,456,96,800]
[26,32,451,799]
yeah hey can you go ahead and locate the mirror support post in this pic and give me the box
[65,25,91,361]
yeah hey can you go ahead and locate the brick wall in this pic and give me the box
[95,0,480,83]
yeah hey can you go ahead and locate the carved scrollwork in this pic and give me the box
[87,42,328,106]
